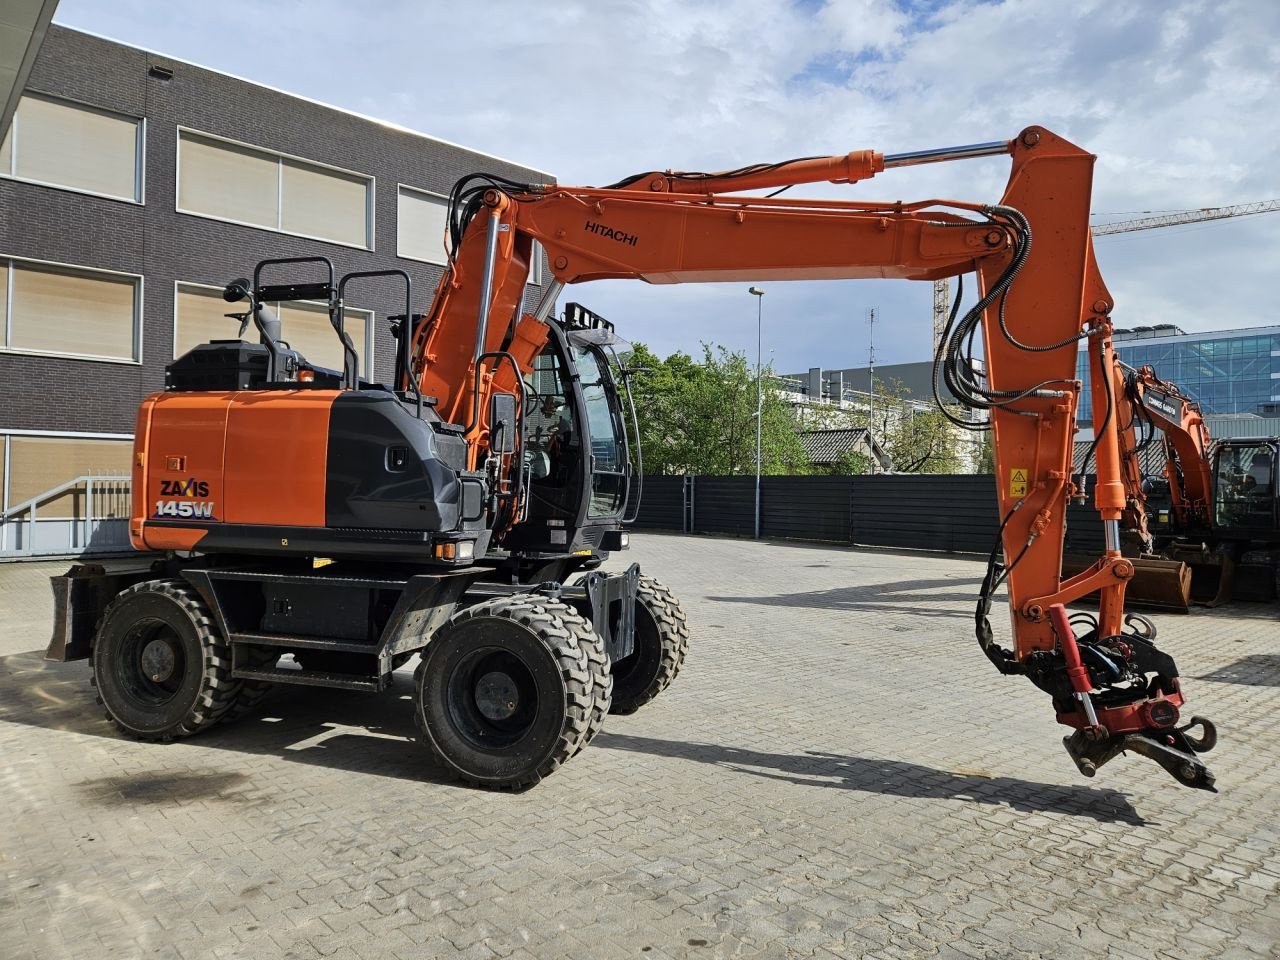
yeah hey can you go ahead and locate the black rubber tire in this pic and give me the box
[564,609,612,756]
[414,596,593,789]
[91,579,240,740]
[609,576,689,716]
[220,648,278,724]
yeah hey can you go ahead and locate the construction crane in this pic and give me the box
[1091,199,1280,236]
[933,199,1280,347]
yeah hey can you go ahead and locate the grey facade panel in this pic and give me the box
[784,361,947,404]
[0,25,550,437]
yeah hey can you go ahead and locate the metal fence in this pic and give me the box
[0,475,132,559]
[0,472,1105,560]
[632,474,1106,554]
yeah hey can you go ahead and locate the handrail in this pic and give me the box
[1,474,130,521]
[1,474,131,557]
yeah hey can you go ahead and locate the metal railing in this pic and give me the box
[0,475,132,559]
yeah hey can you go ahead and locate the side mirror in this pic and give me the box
[489,392,518,455]
[222,278,252,303]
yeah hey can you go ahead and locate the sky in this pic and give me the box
[54,0,1280,375]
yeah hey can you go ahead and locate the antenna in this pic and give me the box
[867,306,877,429]
[932,278,949,352]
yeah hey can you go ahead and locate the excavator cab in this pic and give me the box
[501,302,634,558]
[1213,440,1280,536]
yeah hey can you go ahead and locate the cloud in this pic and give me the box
[52,0,1280,372]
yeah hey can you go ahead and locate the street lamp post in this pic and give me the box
[749,286,765,539]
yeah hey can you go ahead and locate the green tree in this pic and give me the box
[975,433,996,474]
[829,448,873,476]
[882,405,962,473]
[623,342,807,476]
[874,379,963,473]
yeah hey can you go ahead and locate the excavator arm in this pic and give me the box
[1119,364,1215,532]
[410,126,1218,791]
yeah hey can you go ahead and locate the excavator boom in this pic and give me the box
[411,126,1218,791]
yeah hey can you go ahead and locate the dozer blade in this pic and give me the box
[1062,554,1191,614]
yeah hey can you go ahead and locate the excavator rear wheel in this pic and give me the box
[91,579,240,740]
[565,610,612,755]
[414,595,593,790]
[608,576,689,715]
[220,648,279,724]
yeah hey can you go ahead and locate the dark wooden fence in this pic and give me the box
[632,474,1106,554]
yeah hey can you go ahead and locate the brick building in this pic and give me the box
[0,25,550,527]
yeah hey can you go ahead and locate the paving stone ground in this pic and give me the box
[2,534,1278,960]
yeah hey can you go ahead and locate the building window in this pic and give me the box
[0,94,143,203]
[397,185,448,265]
[2,434,133,517]
[177,130,373,249]
[275,301,373,377]
[397,184,546,287]
[0,257,141,361]
[172,283,248,355]
[174,282,374,378]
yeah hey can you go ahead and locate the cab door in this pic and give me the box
[1213,441,1280,536]
[569,341,629,521]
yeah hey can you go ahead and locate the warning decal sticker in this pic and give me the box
[1009,468,1029,498]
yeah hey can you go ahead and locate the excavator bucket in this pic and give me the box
[1175,547,1277,606]
[1062,555,1192,614]
[1127,558,1194,613]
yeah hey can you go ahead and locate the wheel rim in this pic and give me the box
[445,647,540,748]
[114,618,188,706]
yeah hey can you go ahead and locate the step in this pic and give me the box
[207,569,411,589]
[231,665,384,693]
[229,631,377,654]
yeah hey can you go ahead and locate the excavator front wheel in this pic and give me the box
[414,596,594,790]
[608,576,690,715]
[91,579,239,740]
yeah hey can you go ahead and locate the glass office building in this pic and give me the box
[1076,324,1280,421]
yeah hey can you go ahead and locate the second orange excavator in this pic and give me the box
[1111,363,1280,605]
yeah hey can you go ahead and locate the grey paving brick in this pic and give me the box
[3,535,1278,960]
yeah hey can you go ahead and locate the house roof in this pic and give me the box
[800,428,872,463]
[1072,440,1167,475]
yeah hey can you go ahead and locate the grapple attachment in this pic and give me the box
[1047,603,1218,791]
[1063,716,1217,792]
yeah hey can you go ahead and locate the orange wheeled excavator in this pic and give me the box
[48,125,1218,791]
[1110,363,1280,604]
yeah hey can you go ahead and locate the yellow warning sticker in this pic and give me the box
[1009,468,1029,498]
